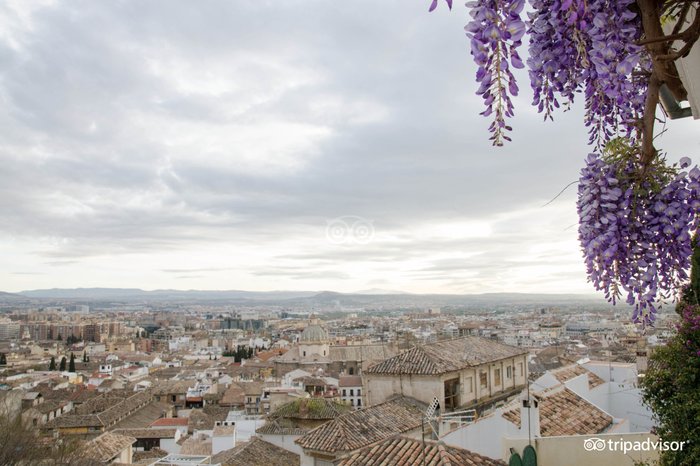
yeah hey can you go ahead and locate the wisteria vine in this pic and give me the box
[431,0,647,146]
[430,0,700,324]
[578,141,700,325]
[464,0,526,145]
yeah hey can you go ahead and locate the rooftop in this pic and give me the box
[550,364,605,389]
[502,387,613,436]
[295,396,425,454]
[211,437,300,466]
[339,375,363,387]
[269,398,351,420]
[83,432,136,463]
[366,337,527,375]
[151,417,189,427]
[336,436,506,466]
[113,428,178,439]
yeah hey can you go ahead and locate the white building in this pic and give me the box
[339,375,363,409]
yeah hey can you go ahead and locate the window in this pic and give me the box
[494,368,501,386]
[348,367,354,375]
[357,389,361,396]
[342,389,347,396]
[357,399,362,406]
[480,371,488,388]
[506,366,512,379]
[351,399,354,406]
[350,389,354,396]
[466,376,473,393]
[303,351,306,357]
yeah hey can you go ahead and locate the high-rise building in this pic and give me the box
[83,324,101,343]
[0,320,20,340]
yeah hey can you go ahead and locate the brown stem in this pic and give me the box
[637,0,688,101]
[641,74,661,172]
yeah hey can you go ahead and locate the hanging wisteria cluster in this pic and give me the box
[463,0,526,145]
[529,0,647,147]
[430,1,700,323]
[578,144,700,325]
[430,0,647,146]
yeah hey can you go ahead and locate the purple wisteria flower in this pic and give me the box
[429,0,452,11]
[463,0,526,145]
[578,149,700,326]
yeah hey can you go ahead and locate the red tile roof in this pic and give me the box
[366,337,526,375]
[551,364,605,389]
[150,417,188,427]
[295,396,425,454]
[502,387,613,436]
[337,436,506,466]
[212,437,300,466]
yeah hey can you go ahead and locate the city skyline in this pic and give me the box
[1,0,698,295]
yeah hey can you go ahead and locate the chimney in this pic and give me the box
[519,393,540,438]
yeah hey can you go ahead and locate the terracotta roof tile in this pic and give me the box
[256,419,307,435]
[151,417,188,427]
[269,398,351,420]
[45,413,103,428]
[212,437,300,466]
[295,396,425,454]
[502,387,612,436]
[551,364,606,389]
[339,375,363,387]
[113,428,177,439]
[84,432,136,463]
[337,436,506,466]
[367,337,526,375]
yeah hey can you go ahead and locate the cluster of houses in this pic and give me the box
[0,317,661,465]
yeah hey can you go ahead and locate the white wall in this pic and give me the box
[259,433,304,457]
[235,419,265,441]
[160,438,181,454]
[503,433,663,466]
[442,413,521,460]
[213,434,235,455]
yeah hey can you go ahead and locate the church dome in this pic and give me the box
[300,324,329,343]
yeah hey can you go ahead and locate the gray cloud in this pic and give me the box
[0,0,685,293]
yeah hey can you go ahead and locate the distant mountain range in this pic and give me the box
[0,287,608,309]
[0,291,26,301]
[15,287,318,301]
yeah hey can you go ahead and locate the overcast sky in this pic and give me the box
[1,0,698,294]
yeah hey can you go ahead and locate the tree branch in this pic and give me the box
[637,0,689,101]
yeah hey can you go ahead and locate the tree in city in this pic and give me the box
[641,238,700,465]
[68,353,76,372]
[430,0,700,324]
[49,356,56,371]
[0,403,90,465]
[66,334,80,345]
[59,356,66,372]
